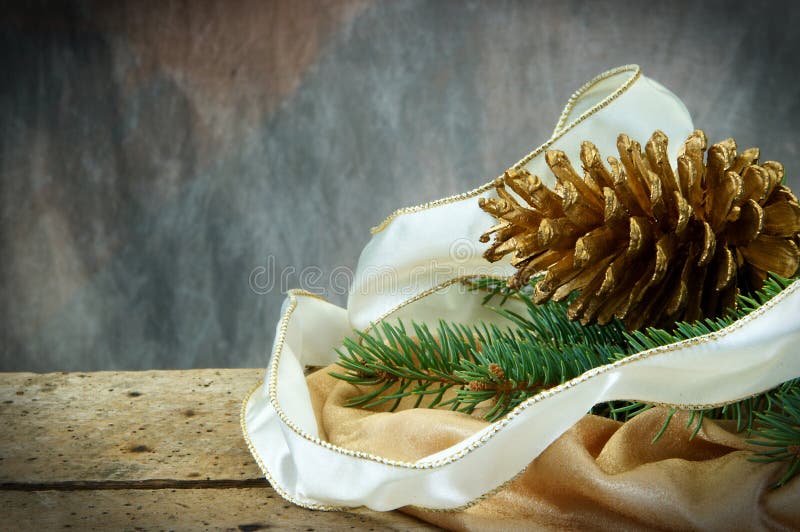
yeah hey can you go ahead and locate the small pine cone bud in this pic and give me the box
[468,380,488,392]
[359,367,393,381]
[488,363,505,380]
[480,130,800,330]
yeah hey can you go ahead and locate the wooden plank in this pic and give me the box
[0,488,434,531]
[0,369,437,529]
[0,369,264,483]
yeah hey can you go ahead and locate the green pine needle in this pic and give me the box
[748,386,800,488]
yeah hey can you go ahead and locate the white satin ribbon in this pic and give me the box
[242,65,800,511]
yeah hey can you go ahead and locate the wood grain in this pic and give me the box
[0,369,437,530]
[0,369,264,484]
[0,489,432,531]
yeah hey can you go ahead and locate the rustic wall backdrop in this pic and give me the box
[2,0,799,371]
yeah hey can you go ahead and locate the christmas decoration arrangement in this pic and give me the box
[243,66,800,525]
[332,129,800,487]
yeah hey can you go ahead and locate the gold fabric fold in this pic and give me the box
[308,366,800,531]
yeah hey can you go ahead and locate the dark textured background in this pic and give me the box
[2,0,799,371]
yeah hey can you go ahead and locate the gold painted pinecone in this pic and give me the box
[479,130,800,330]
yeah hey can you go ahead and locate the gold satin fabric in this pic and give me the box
[307,367,800,530]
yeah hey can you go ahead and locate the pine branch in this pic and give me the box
[331,273,800,485]
[331,293,626,421]
[466,276,631,349]
[748,385,800,488]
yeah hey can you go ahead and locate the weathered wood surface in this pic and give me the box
[0,369,437,530]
